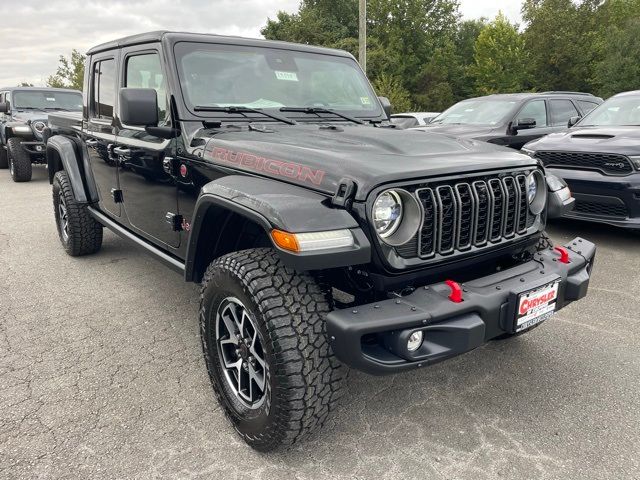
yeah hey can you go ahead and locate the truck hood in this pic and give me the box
[197,124,536,201]
[525,126,640,156]
[10,111,48,124]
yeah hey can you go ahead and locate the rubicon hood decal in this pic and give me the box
[205,145,325,186]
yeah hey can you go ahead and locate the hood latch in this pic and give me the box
[332,178,357,209]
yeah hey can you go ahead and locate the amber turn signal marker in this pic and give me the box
[271,229,300,252]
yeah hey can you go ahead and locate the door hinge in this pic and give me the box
[110,188,123,203]
[165,212,184,231]
[331,178,357,209]
[162,157,178,175]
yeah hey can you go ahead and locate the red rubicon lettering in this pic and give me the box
[208,147,325,186]
[519,291,556,315]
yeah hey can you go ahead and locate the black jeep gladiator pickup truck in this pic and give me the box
[45,31,594,451]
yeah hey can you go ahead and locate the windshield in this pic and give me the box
[579,95,640,126]
[174,42,381,118]
[430,99,517,125]
[12,90,82,111]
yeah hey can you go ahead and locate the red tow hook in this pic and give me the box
[554,246,570,264]
[445,280,463,303]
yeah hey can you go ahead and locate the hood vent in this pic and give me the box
[570,134,615,139]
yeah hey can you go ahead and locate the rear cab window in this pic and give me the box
[91,58,116,120]
[548,99,579,126]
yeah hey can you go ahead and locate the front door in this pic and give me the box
[115,47,179,249]
[86,54,120,217]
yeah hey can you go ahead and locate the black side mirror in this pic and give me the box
[0,101,9,114]
[514,117,536,130]
[568,115,581,128]
[119,88,158,127]
[378,96,392,119]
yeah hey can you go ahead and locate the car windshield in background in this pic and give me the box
[12,90,82,111]
[174,42,381,118]
[579,95,640,126]
[430,99,517,125]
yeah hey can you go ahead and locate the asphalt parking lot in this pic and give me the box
[1,166,639,480]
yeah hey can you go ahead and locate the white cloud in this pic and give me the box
[0,0,523,87]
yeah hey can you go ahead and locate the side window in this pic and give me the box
[548,99,579,126]
[517,100,547,128]
[577,100,598,115]
[125,53,167,124]
[91,59,116,119]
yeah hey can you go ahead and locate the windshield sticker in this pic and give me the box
[206,146,325,186]
[275,71,299,82]
[46,97,56,101]
[360,96,371,105]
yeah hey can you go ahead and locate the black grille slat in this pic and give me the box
[412,171,537,260]
[436,186,456,254]
[455,184,474,250]
[472,181,490,245]
[416,189,437,257]
[502,177,518,238]
[536,151,633,175]
[516,175,529,232]
[488,179,505,242]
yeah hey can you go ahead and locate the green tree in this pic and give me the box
[46,49,85,90]
[372,73,413,112]
[472,13,528,95]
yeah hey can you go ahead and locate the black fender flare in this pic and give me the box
[184,175,371,281]
[46,135,98,203]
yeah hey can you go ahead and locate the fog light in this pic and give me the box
[407,331,424,352]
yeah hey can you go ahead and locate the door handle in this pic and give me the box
[86,139,98,147]
[113,146,131,156]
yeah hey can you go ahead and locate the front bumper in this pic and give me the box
[20,140,46,156]
[327,237,595,375]
[548,167,640,230]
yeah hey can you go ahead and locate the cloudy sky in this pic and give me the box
[0,0,523,87]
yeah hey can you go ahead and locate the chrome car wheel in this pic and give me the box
[58,192,70,242]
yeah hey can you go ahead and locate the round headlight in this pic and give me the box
[373,190,403,238]
[527,171,546,215]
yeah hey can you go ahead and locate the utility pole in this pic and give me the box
[359,0,366,73]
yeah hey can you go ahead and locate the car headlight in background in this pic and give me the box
[521,147,535,157]
[372,189,422,246]
[629,156,640,170]
[527,171,547,215]
[373,190,403,238]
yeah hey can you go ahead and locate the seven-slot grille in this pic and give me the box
[412,172,535,259]
[535,151,633,175]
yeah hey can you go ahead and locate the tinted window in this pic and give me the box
[92,59,115,119]
[12,90,82,111]
[126,53,168,123]
[517,100,547,127]
[577,100,598,115]
[548,99,579,126]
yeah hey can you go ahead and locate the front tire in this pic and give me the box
[52,170,103,256]
[7,138,32,182]
[200,248,347,451]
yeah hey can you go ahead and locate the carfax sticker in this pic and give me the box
[275,71,298,82]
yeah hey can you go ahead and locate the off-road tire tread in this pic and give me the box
[52,170,103,256]
[7,138,32,181]
[200,248,347,451]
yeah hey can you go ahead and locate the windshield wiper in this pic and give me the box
[193,105,297,125]
[44,107,71,111]
[15,106,39,110]
[279,107,364,125]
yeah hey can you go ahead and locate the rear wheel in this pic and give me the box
[7,137,32,182]
[200,248,347,451]
[52,170,103,256]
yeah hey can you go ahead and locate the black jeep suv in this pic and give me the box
[523,90,640,230]
[0,87,82,181]
[416,92,602,150]
[44,31,594,451]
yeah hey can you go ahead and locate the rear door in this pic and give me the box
[114,46,179,249]
[86,53,121,217]
[548,98,580,131]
